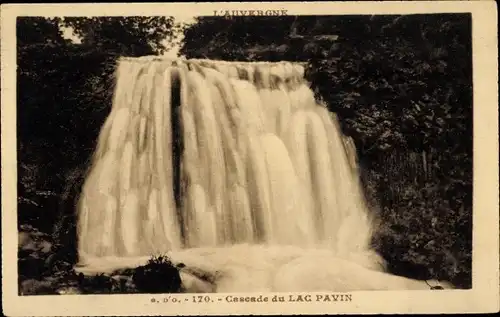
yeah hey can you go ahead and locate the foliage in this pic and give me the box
[363,150,472,287]
[62,17,179,55]
[132,255,182,293]
[181,14,472,288]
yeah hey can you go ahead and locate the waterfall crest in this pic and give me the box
[77,57,380,269]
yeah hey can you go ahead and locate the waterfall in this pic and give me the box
[78,57,375,257]
[76,57,426,290]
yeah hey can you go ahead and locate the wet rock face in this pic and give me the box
[110,274,137,293]
[19,267,137,295]
[18,224,56,294]
[18,225,80,295]
[20,279,57,295]
[19,225,53,254]
[70,260,183,294]
[179,270,216,293]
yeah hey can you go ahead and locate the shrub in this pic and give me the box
[132,255,182,293]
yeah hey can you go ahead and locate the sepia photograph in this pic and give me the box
[1,1,498,316]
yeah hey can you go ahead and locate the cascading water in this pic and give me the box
[76,57,452,291]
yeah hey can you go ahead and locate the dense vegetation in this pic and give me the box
[16,14,472,294]
[180,14,472,288]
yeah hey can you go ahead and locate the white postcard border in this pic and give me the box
[1,1,498,315]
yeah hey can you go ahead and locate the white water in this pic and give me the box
[76,57,452,291]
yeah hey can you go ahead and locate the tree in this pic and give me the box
[17,17,68,47]
[180,16,339,61]
[62,17,179,56]
[17,17,72,191]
